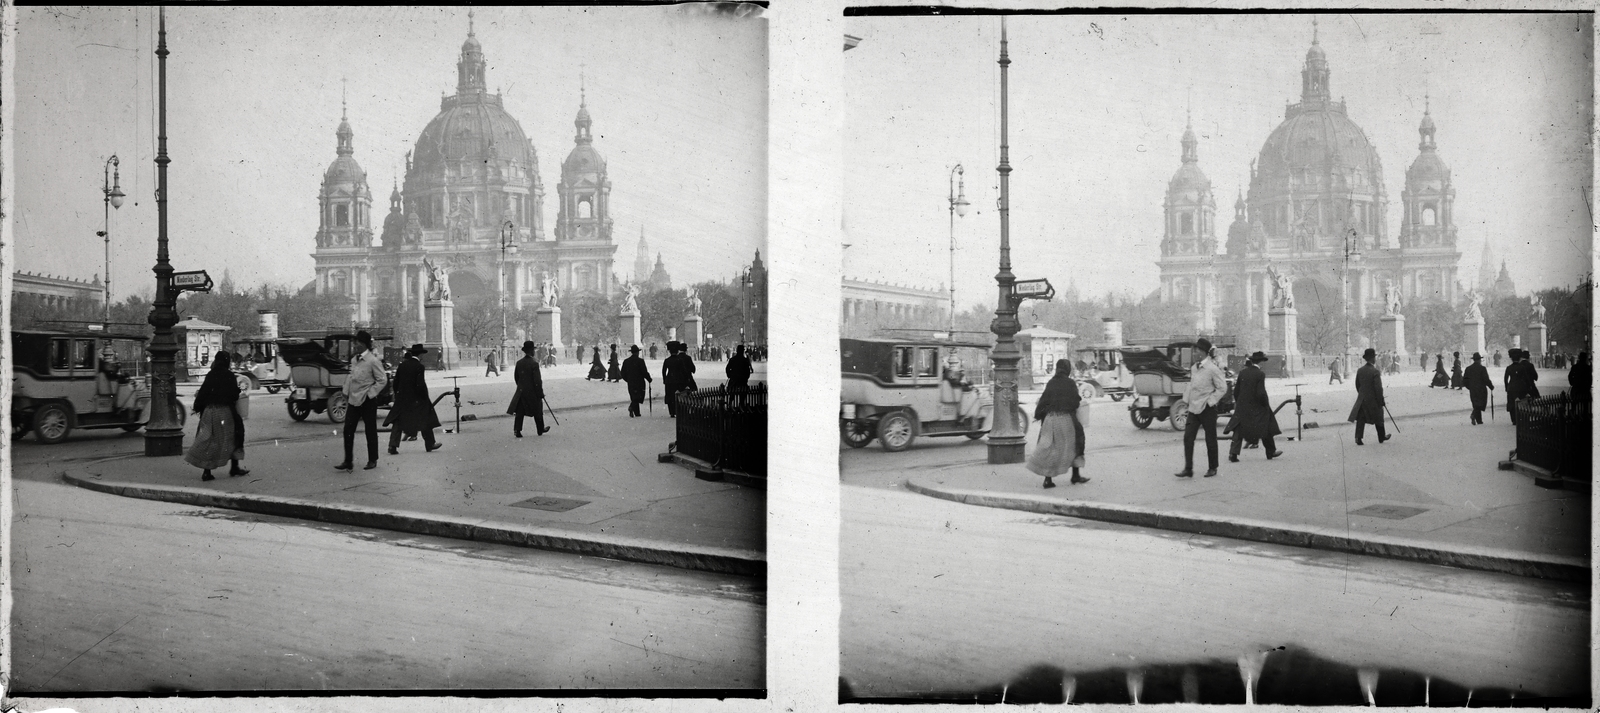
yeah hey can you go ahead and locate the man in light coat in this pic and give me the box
[1175,338,1228,478]
[336,331,389,471]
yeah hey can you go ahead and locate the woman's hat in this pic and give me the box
[522,340,538,353]
[406,343,429,356]
[1248,351,1270,364]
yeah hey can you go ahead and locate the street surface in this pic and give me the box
[840,485,1588,701]
[840,375,1589,701]
[10,359,768,692]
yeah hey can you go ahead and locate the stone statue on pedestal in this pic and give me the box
[1383,281,1403,317]
[686,289,703,317]
[1530,294,1546,323]
[1267,264,1295,310]
[423,257,450,301]
[620,282,640,314]
[1463,290,1484,322]
[540,272,560,309]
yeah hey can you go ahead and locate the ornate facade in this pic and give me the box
[1158,24,1462,332]
[310,18,618,324]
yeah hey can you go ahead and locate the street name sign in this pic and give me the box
[1011,278,1055,300]
[171,270,213,292]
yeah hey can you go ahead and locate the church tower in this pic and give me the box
[633,228,651,282]
[1162,113,1217,258]
[553,83,616,295]
[313,96,374,320]
[1398,98,1460,302]
[648,253,672,290]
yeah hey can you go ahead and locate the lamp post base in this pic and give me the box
[143,428,185,456]
[986,437,1027,464]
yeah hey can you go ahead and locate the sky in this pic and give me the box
[14,5,767,300]
[843,13,1593,306]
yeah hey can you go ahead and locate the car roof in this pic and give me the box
[13,328,148,341]
[843,337,992,349]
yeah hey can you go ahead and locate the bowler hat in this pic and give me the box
[1194,337,1212,353]
[1248,351,1269,364]
[1472,352,1482,361]
[1363,347,1376,361]
[629,344,641,353]
[406,343,429,357]
[522,340,538,353]
[354,330,373,347]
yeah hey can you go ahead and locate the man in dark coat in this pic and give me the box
[384,344,444,453]
[726,344,754,391]
[1505,348,1541,425]
[649,342,659,359]
[1347,348,1389,445]
[1462,352,1494,425]
[662,341,697,417]
[1226,352,1284,461]
[620,345,652,417]
[1493,350,1502,367]
[506,341,549,437]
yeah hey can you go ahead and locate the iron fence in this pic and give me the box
[1512,391,1591,479]
[674,383,767,477]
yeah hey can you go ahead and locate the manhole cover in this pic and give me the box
[510,496,591,512]
[1350,504,1428,520]
[343,482,416,495]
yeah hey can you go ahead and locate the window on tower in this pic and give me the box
[579,198,593,219]
[1422,205,1437,227]
[336,204,349,227]
[1180,213,1194,236]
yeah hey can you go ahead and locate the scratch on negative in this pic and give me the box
[40,614,140,689]
[607,638,711,665]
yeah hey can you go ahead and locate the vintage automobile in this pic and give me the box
[11,325,187,444]
[840,337,1028,452]
[1071,344,1139,401]
[233,337,291,393]
[1127,339,1236,431]
[279,328,393,424]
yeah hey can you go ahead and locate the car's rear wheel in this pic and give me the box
[877,411,916,452]
[287,400,311,421]
[32,403,72,445]
[1110,391,1125,402]
[266,385,282,395]
[840,420,874,448]
[328,392,349,424]
[1170,400,1189,431]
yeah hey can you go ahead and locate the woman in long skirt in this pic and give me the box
[184,352,249,481]
[606,344,622,382]
[586,346,607,380]
[1430,355,1450,388]
[1026,359,1088,488]
[1450,352,1464,389]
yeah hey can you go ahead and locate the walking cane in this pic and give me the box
[1383,403,1401,434]
[648,382,654,415]
[1490,391,1495,421]
[542,394,561,426]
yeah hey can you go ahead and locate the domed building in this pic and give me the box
[310,16,619,327]
[1157,22,1462,336]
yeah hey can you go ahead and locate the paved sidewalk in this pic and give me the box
[61,407,764,577]
[906,409,1588,581]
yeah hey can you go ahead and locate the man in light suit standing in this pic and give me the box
[1175,338,1228,479]
[335,331,389,472]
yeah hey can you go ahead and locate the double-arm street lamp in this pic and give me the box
[500,219,518,365]
[99,156,125,325]
[947,164,969,335]
[1342,227,1362,378]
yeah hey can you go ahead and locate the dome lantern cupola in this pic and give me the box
[457,9,487,95]
[1301,17,1331,103]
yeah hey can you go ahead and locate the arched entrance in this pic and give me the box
[448,271,488,300]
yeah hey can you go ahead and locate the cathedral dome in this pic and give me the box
[1254,107,1383,193]
[324,154,365,186]
[411,94,536,177]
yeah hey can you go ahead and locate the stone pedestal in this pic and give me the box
[681,316,704,351]
[423,299,457,371]
[1525,322,1548,363]
[1462,317,1486,357]
[617,310,643,349]
[1377,314,1407,364]
[535,306,563,350]
[1266,307,1303,377]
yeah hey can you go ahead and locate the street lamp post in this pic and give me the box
[145,8,184,456]
[99,155,125,326]
[1343,228,1361,378]
[741,269,753,347]
[500,220,517,365]
[988,18,1026,464]
[947,164,969,335]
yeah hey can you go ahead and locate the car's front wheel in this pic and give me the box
[328,392,350,424]
[32,403,73,445]
[1170,400,1190,432]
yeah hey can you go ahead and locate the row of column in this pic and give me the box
[841,298,939,323]
[14,292,95,310]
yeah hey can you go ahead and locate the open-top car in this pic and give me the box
[278,328,394,423]
[840,336,1028,452]
[1070,344,1154,401]
[233,337,291,393]
[1126,338,1236,431]
[12,325,187,444]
